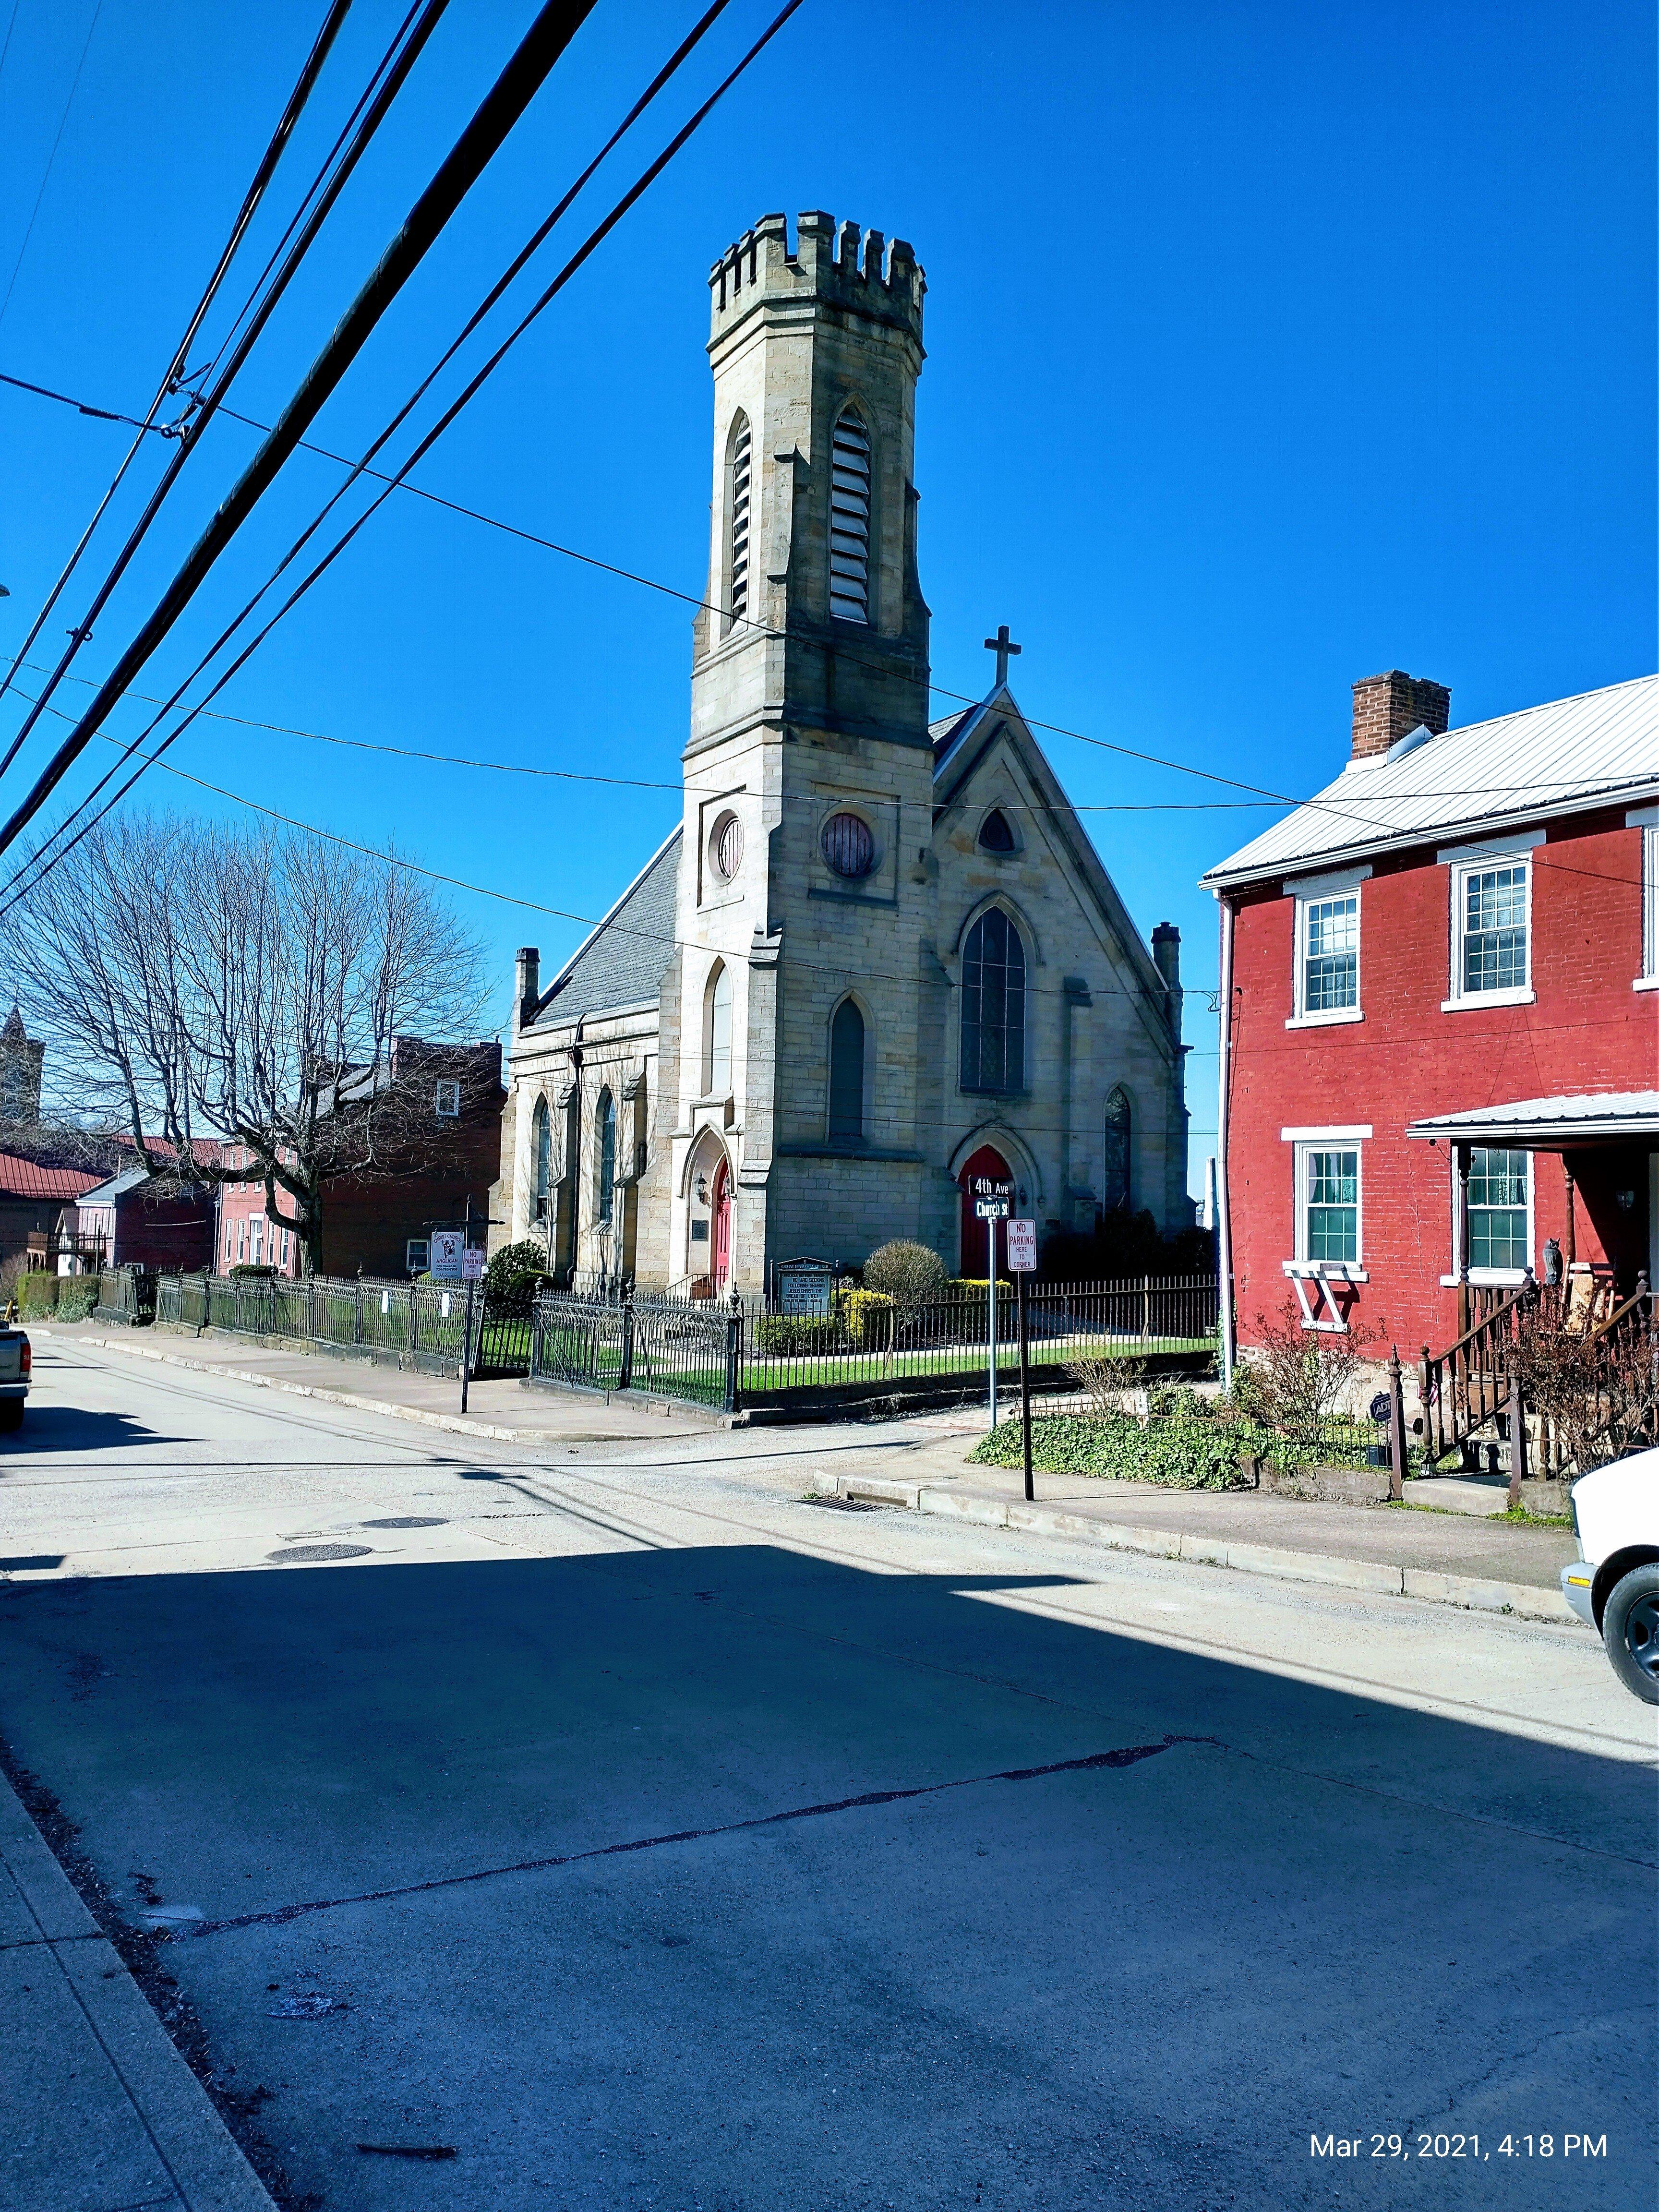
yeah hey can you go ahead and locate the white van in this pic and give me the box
[1561,1449,1659,1703]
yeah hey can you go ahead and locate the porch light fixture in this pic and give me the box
[695,1174,709,1205]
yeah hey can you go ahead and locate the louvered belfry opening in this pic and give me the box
[829,409,872,623]
[728,415,751,626]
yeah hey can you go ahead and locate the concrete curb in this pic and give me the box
[820,1472,1576,1623]
[41,1330,577,1449]
[2,1772,276,2211]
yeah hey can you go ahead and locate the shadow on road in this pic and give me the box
[0,1405,192,1455]
[0,1543,1648,2210]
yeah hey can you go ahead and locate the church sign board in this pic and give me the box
[777,1259,835,1317]
[430,1228,465,1281]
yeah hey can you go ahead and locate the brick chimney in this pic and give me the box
[1350,670,1450,761]
[1151,921,1182,1040]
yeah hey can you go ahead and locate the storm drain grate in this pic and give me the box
[360,1516,447,1529]
[267,1543,373,1563]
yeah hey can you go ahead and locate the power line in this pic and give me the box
[10,360,1651,832]
[0,0,102,333]
[0,0,443,781]
[0,0,357,719]
[3,0,809,888]
[0,0,601,854]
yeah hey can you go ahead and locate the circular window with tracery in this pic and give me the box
[821,811,875,879]
[710,811,744,881]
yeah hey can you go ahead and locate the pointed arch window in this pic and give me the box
[531,1096,552,1220]
[702,961,732,1096]
[596,1088,616,1223]
[960,909,1026,1093]
[726,413,752,631]
[829,407,871,624]
[828,998,866,1143]
[1102,1086,1131,1212]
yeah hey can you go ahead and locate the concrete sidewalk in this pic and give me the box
[814,1452,1583,1621]
[1,1768,275,2212]
[39,1321,683,1447]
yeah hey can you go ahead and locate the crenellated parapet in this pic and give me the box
[709,211,925,347]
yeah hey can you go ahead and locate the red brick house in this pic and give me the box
[1203,671,1657,1380]
[213,1039,505,1279]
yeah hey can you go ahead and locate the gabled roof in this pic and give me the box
[931,684,1175,1022]
[0,1152,103,1201]
[534,827,683,1028]
[1202,674,1658,891]
[74,1165,151,1208]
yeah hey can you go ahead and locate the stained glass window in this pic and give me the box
[961,909,1026,1093]
[829,999,865,1142]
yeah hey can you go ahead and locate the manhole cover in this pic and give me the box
[267,1543,373,1563]
[360,1516,447,1529]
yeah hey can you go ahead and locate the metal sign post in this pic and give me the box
[972,1178,1012,1432]
[1007,1218,1037,1501]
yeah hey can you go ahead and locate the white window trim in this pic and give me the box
[1449,1146,1532,1284]
[1290,1139,1364,1269]
[1637,818,1659,988]
[1436,827,1547,866]
[1280,1124,1372,1142]
[1444,851,1533,1010]
[1287,876,1364,1028]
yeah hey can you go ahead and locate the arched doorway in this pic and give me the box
[710,1155,733,1293]
[958,1143,1012,1279]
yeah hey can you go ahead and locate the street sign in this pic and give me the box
[462,1245,486,1283]
[430,1228,464,1281]
[974,1196,1009,1220]
[1006,1218,1037,1272]
[969,1176,1013,1197]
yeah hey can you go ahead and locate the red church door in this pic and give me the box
[958,1145,1011,1279]
[711,1157,732,1292]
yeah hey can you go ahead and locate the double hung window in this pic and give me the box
[1639,820,1658,986]
[1446,854,1531,1005]
[1297,1146,1359,1265]
[1287,873,1364,1025]
[1466,1148,1530,1272]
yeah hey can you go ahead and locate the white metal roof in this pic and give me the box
[1202,674,1657,891]
[1405,1092,1659,1144]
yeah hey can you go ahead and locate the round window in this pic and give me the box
[821,812,875,879]
[710,811,743,882]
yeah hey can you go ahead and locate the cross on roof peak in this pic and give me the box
[982,624,1021,691]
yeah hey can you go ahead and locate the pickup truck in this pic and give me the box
[0,1322,29,1432]
[1561,1447,1659,1703]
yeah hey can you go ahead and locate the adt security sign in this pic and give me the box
[430,1228,464,1281]
[1006,1218,1037,1272]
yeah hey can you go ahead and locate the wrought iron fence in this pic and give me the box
[528,1289,737,1410]
[155,1270,479,1372]
[92,1268,155,1325]
[738,1274,1217,1401]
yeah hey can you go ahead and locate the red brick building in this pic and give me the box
[1203,672,1657,1377]
[214,1039,505,1279]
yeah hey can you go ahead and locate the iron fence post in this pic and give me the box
[354,1282,363,1346]
[1387,1346,1407,1501]
[724,1289,742,1414]
[619,1286,635,1392]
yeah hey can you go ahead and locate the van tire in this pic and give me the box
[1602,1563,1659,1704]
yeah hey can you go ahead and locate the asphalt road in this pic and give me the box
[0,1337,1653,2212]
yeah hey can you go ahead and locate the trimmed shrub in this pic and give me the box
[842,1288,895,1348]
[861,1240,947,1304]
[753,1313,840,1357]
[485,1239,552,1301]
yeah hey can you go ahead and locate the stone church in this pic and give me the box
[495,211,1190,1293]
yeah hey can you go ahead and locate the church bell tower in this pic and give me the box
[673,212,933,1292]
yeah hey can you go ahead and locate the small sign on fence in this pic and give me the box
[430,1228,464,1281]
[1006,1219,1037,1272]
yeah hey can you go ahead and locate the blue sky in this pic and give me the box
[1,0,1652,1192]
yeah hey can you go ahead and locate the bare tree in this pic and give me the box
[15,811,492,1271]
[1243,1296,1387,1456]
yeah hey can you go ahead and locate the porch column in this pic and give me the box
[1561,1157,1576,1267]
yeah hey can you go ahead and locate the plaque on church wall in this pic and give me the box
[778,1260,834,1315]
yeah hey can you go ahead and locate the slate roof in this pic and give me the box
[1203,675,1658,890]
[1405,1092,1659,1144]
[534,829,683,1026]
